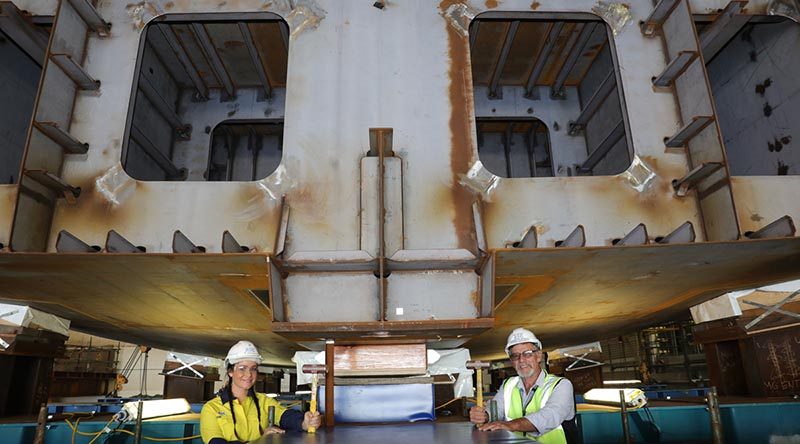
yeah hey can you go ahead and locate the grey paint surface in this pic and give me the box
[708,20,800,176]
[0,30,41,184]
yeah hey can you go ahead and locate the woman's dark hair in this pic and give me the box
[226,363,264,441]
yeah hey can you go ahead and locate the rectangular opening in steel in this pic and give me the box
[469,15,631,177]
[122,14,288,182]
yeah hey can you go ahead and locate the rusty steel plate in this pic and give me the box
[0,252,298,365]
[466,237,800,361]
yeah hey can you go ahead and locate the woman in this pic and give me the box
[200,341,323,443]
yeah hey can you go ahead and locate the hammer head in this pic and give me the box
[466,360,490,369]
[302,364,327,374]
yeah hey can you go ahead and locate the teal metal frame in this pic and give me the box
[2,401,798,443]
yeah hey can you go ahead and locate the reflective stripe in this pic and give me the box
[503,376,520,421]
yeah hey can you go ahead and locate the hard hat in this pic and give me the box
[505,328,542,355]
[224,340,263,367]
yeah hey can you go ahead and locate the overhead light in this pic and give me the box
[114,398,191,422]
[604,379,642,385]
[584,388,647,408]
[295,390,311,395]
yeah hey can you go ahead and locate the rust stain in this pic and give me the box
[485,0,498,9]
[164,1,174,9]
[495,275,558,305]
[440,0,477,253]
[750,213,764,222]
[530,1,540,9]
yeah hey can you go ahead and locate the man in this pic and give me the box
[469,328,576,444]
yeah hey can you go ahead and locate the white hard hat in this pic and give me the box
[505,328,542,355]
[224,340,263,367]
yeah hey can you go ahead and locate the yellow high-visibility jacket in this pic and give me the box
[200,391,300,443]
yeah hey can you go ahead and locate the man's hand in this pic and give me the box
[262,426,286,435]
[478,421,512,431]
[478,417,536,433]
[302,411,323,431]
[469,406,488,424]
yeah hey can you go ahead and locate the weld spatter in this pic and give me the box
[767,0,800,22]
[126,1,164,29]
[459,161,500,201]
[442,3,477,38]
[592,1,631,36]
[236,164,292,221]
[286,0,327,39]
[620,155,656,192]
[95,164,136,206]
[264,0,293,14]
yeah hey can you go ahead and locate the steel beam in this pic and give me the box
[33,121,89,155]
[568,70,616,135]
[67,0,111,37]
[0,2,48,65]
[653,50,698,87]
[129,125,187,180]
[157,25,210,100]
[238,22,272,99]
[552,23,598,98]
[50,53,100,90]
[191,23,235,98]
[699,1,749,61]
[488,21,519,99]
[137,74,190,136]
[524,22,563,98]
[641,0,681,36]
[665,115,713,148]
[672,162,723,197]
[24,170,81,202]
[579,120,625,173]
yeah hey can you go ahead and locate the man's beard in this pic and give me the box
[515,366,537,379]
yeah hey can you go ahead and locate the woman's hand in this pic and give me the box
[262,426,286,435]
[301,411,323,431]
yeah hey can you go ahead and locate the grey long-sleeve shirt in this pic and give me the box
[487,371,575,437]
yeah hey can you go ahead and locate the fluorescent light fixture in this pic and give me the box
[584,388,647,408]
[266,393,279,398]
[603,379,642,385]
[295,390,311,395]
[115,398,191,422]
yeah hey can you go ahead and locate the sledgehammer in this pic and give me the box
[466,360,490,409]
[302,364,326,433]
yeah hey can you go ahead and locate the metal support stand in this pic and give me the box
[33,403,47,444]
[134,399,144,444]
[135,346,150,444]
[325,340,335,428]
[165,353,206,378]
[707,386,724,444]
[619,390,631,444]
[743,289,800,330]
[564,351,603,371]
